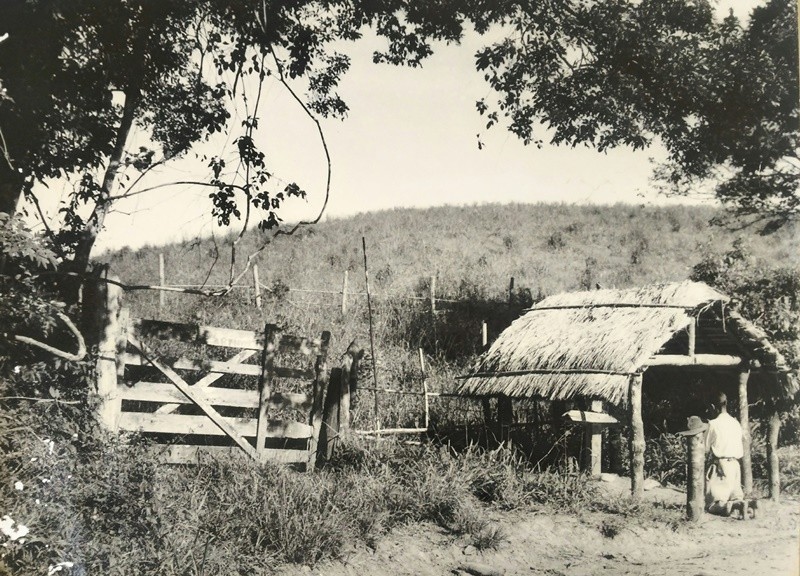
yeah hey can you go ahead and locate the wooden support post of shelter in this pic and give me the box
[158,253,165,312]
[498,394,513,444]
[482,397,493,443]
[583,400,604,477]
[481,320,488,350]
[95,273,124,432]
[253,265,262,309]
[738,367,753,495]
[684,426,706,522]
[629,372,645,499]
[767,397,781,502]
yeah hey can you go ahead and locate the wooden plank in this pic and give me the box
[118,413,313,438]
[127,335,260,459]
[646,354,743,367]
[278,334,322,355]
[121,353,313,380]
[156,349,256,414]
[562,410,619,425]
[122,382,259,407]
[121,383,310,410]
[122,353,263,376]
[133,318,265,350]
[146,445,309,465]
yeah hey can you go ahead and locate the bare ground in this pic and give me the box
[280,480,800,576]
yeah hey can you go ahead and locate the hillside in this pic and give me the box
[103,202,797,310]
[101,202,798,428]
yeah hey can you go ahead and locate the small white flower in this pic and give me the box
[43,438,54,454]
[41,478,50,484]
[12,365,20,374]
[35,499,40,505]
[30,457,38,463]
[71,433,78,440]
[13,481,23,491]
[48,561,74,575]
[0,515,30,541]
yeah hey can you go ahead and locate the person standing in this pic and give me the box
[705,391,745,515]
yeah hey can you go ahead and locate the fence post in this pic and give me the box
[318,367,343,467]
[341,270,348,315]
[419,348,430,429]
[256,325,279,462]
[95,272,124,432]
[508,276,515,303]
[318,341,363,465]
[158,253,165,312]
[308,331,331,471]
[253,265,262,309]
[430,275,436,314]
[686,429,706,521]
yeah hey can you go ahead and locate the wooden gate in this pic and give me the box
[97,311,330,468]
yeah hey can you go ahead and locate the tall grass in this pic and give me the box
[3,398,688,576]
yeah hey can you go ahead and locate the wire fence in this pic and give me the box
[153,254,521,315]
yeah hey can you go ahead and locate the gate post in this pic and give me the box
[92,271,124,432]
[308,331,331,471]
[317,341,364,466]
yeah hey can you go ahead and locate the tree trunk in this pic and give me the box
[0,161,22,216]
[68,87,139,286]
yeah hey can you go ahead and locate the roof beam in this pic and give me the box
[646,354,743,367]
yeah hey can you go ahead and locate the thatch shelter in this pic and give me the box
[458,281,794,499]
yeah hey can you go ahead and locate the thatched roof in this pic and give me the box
[458,281,791,405]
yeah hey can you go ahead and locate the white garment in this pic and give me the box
[705,412,744,459]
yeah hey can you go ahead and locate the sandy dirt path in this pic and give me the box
[281,495,799,576]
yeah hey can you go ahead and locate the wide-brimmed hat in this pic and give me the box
[677,415,708,436]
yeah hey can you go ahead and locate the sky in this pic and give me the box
[30,0,761,253]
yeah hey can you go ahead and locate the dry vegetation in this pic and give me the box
[2,202,798,574]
